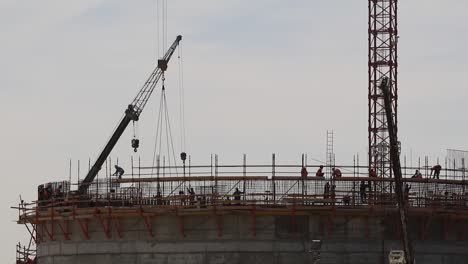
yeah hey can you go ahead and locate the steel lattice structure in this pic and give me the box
[368,0,398,179]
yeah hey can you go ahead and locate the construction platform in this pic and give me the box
[14,163,468,264]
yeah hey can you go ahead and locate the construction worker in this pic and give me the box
[187,187,196,205]
[55,185,63,200]
[411,170,422,179]
[301,166,308,178]
[316,165,325,177]
[360,181,367,203]
[332,167,342,178]
[369,168,377,178]
[430,164,442,179]
[233,188,243,205]
[404,184,411,201]
[156,191,163,205]
[113,165,125,179]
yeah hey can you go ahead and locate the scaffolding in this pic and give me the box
[11,155,468,263]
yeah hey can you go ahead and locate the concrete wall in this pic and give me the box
[36,213,468,264]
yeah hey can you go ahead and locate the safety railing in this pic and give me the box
[19,175,468,224]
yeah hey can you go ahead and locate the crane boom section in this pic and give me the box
[131,35,182,115]
[78,35,182,194]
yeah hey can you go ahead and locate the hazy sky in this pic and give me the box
[1,0,467,261]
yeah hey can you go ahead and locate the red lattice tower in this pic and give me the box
[368,0,398,179]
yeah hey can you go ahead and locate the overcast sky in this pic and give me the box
[1,0,467,261]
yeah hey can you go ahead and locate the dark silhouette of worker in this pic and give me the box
[55,185,63,200]
[187,187,195,205]
[332,167,342,178]
[431,164,442,179]
[301,166,308,178]
[113,165,125,179]
[360,181,367,203]
[316,165,325,177]
[404,184,411,201]
[369,169,377,178]
[233,188,243,205]
[45,184,53,200]
[411,170,422,179]
[343,195,351,205]
[324,182,330,204]
[156,191,163,205]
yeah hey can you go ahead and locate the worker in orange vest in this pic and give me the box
[316,165,325,177]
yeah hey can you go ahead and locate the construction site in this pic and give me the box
[12,1,468,264]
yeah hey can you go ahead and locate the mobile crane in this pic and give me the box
[380,77,415,264]
[77,35,182,195]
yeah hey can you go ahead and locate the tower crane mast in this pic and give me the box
[78,35,182,195]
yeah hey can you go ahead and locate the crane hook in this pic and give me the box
[131,138,140,152]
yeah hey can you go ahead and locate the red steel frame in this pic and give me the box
[368,0,398,181]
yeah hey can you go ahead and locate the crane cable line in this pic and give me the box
[156,0,168,58]
[178,42,187,153]
[150,77,179,187]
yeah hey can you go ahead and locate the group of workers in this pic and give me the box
[301,164,443,180]
[35,163,445,206]
[412,164,442,179]
[299,164,442,205]
[38,183,63,201]
[301,165,341,178]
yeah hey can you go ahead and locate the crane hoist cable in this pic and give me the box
[150,74,179,185]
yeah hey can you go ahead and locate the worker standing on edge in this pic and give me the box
[301,166,308,178]
[431,164,442,179]
[113,165,125,179]
[316,165,325,177]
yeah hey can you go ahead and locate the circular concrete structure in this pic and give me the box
[34,210,468,264]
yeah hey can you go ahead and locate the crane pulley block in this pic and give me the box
[125,105,139,121]
[158,59,168,72]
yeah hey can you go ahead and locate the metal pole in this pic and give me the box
[243,154,246,200]
[69,159,72,190]
[272,153,276,204]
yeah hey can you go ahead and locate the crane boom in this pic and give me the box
[78,35,182,194]
[380,77,415,264]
